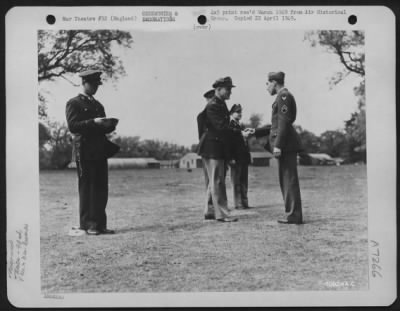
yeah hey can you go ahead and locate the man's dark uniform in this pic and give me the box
[229,104,251,209]
[197,77,238,220]
[197,89,215,216]
[65,77,115,231]
[255,77,303,223]
[198,95,234,160]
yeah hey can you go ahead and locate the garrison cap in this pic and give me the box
[79,69,103,85]
[268,71,285,84]
[230,104,242,114]
[212,76,236,89]
[203,89,215,99]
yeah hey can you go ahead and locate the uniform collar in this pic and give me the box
[214,95,226,105]
[276,87,288,96]
[80,93,95,102]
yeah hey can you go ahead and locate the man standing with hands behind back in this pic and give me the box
[198,89,215,219]
[251,71,303,224]
[66,69,119,235]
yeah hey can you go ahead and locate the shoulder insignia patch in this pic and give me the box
[281,105,288,114]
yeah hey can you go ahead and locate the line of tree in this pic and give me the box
[296,125,362,162]
[249,111,365,163]
[111,136,190,160]
[190,113,364,163]
[305,30,366,163]
[38,30,366,169]
[39,128,191,169]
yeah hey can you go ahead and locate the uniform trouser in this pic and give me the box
[202,163,214,214]
[230,162,249,208]
[202,158,230,219]
[76,159,108,230]
[277,153,302,222]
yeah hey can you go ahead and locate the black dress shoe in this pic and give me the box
[86,229,100,235]
[99,228,115,234]
[277,219,303,224]
[217,217,238,222]
[204,215,216,220]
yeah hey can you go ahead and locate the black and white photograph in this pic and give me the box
[6,6,396,307]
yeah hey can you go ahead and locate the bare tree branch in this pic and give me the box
[332,43,365,76]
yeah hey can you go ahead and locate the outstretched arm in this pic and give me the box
[254,125,271,138]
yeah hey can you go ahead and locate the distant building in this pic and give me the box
[68,158,160,169]
[160,160,180,169]
[250,151,274,167]
[332,157,345,166]
[179,153,202,169]
[299,153,337,166]
[178,151,276,169]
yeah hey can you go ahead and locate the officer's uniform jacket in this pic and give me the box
[197,108,207,141]
[66,94,115,161]
[256,88,302,153]
[229,118,251,164]
[197,96,238,160]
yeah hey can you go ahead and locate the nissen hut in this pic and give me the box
[68,158,161,169]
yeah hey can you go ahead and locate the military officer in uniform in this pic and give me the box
[65,69,118,235]
[197,77,239,222]
[228,104,251,209]
[204,89,215,103]
[197,89,215,141]
[198,89,215,218]
[251,72,303,224]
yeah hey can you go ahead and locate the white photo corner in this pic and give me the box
[5,5,397,308]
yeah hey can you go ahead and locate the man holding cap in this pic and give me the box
[253,71,303,224]
[197,77,239,222]
[65,69,118,235]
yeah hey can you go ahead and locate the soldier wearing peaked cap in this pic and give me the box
[229,104,251,209]
[78,69,103,84]
[254,71,303,224]
[197,77,239,222]
[203,89,215,100]
[211,76,236,89]
[65,69,119,235]
[197,90,215,142]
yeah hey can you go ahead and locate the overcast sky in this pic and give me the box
[41,30,363,147]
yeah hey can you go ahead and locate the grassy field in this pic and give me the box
[40,164,368,293]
